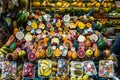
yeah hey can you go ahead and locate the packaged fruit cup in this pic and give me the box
[83,61,97,76]
[99,60,114,78]
[57,59,69,76]
[23,62,35,79]
[2,61,17,80]
[70,61,83,77]
[38,59,52,78]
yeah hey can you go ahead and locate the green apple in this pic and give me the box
[18,50,26,57]
[86,49,93,57]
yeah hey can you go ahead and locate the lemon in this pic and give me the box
[31,22,38,29]
[56,2,62,7]
[78,22,85,29]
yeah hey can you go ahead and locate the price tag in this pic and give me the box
[38,16,42,21]
[27,20,32,25]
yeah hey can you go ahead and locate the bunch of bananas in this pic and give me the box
[38,60,52,77]
[16,10,28,23]
[0,45,9,55]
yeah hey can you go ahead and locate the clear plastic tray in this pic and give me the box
[70,61,83,77]
[22,62,35,79]
[83,61,97,76]
[2,61,17,80]
[38,59,52,78]
[57,59,69,76]
[99,60,114,78]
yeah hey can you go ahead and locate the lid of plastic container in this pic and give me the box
[16,31,24,40]
[24,33,33,41]
[63,14,70,22]
[90,34,98,42]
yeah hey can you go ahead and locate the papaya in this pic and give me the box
[104,49,110,58]
[94,48,100,58]
[86,23,92,28]
[38,40,47,47]
[67,51,72,58]
[85,40,91,47]
[63,40,73,48]
[54,48,61,57]
[36,52,42,59]
[72,51,77,59]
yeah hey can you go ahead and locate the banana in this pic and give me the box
[40,67,44,75]
[0,48,8,54]
[43,68,51,77]
[62,3,67,7]
[42,64,49,69]
[1,46,9,51]
[41,60,49,65]
[0,51,4,55]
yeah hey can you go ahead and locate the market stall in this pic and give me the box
[0,0,120,80]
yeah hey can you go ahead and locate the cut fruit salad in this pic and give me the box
[99,60,114,78]
[38,59,52,78]
[83,61,97,76]
[23,63,35,79]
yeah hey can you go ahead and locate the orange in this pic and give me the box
[67,51,72,58]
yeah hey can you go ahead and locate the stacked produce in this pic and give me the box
[0,8,116,79]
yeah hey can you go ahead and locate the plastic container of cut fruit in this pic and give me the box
[2,61,17,80]
[99,60,114,78]
[38,59,52,78]
[57,59,69,76]
[22,62,35,79]
[70,61,83,77]
[83,61,97,76]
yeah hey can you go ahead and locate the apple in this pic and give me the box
[86,49,93,57]
[18,50,26,57]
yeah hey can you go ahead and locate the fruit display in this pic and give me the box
[38,59,52,77]
[0,0,119,78]
[2,61,17,80]
[57,59,69,76]
[0,0,119,80]
[99,60,114,78]
[23,63,35,79]
[83,61,97,76]
[70,61,83,78]
[29,0,115,14]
